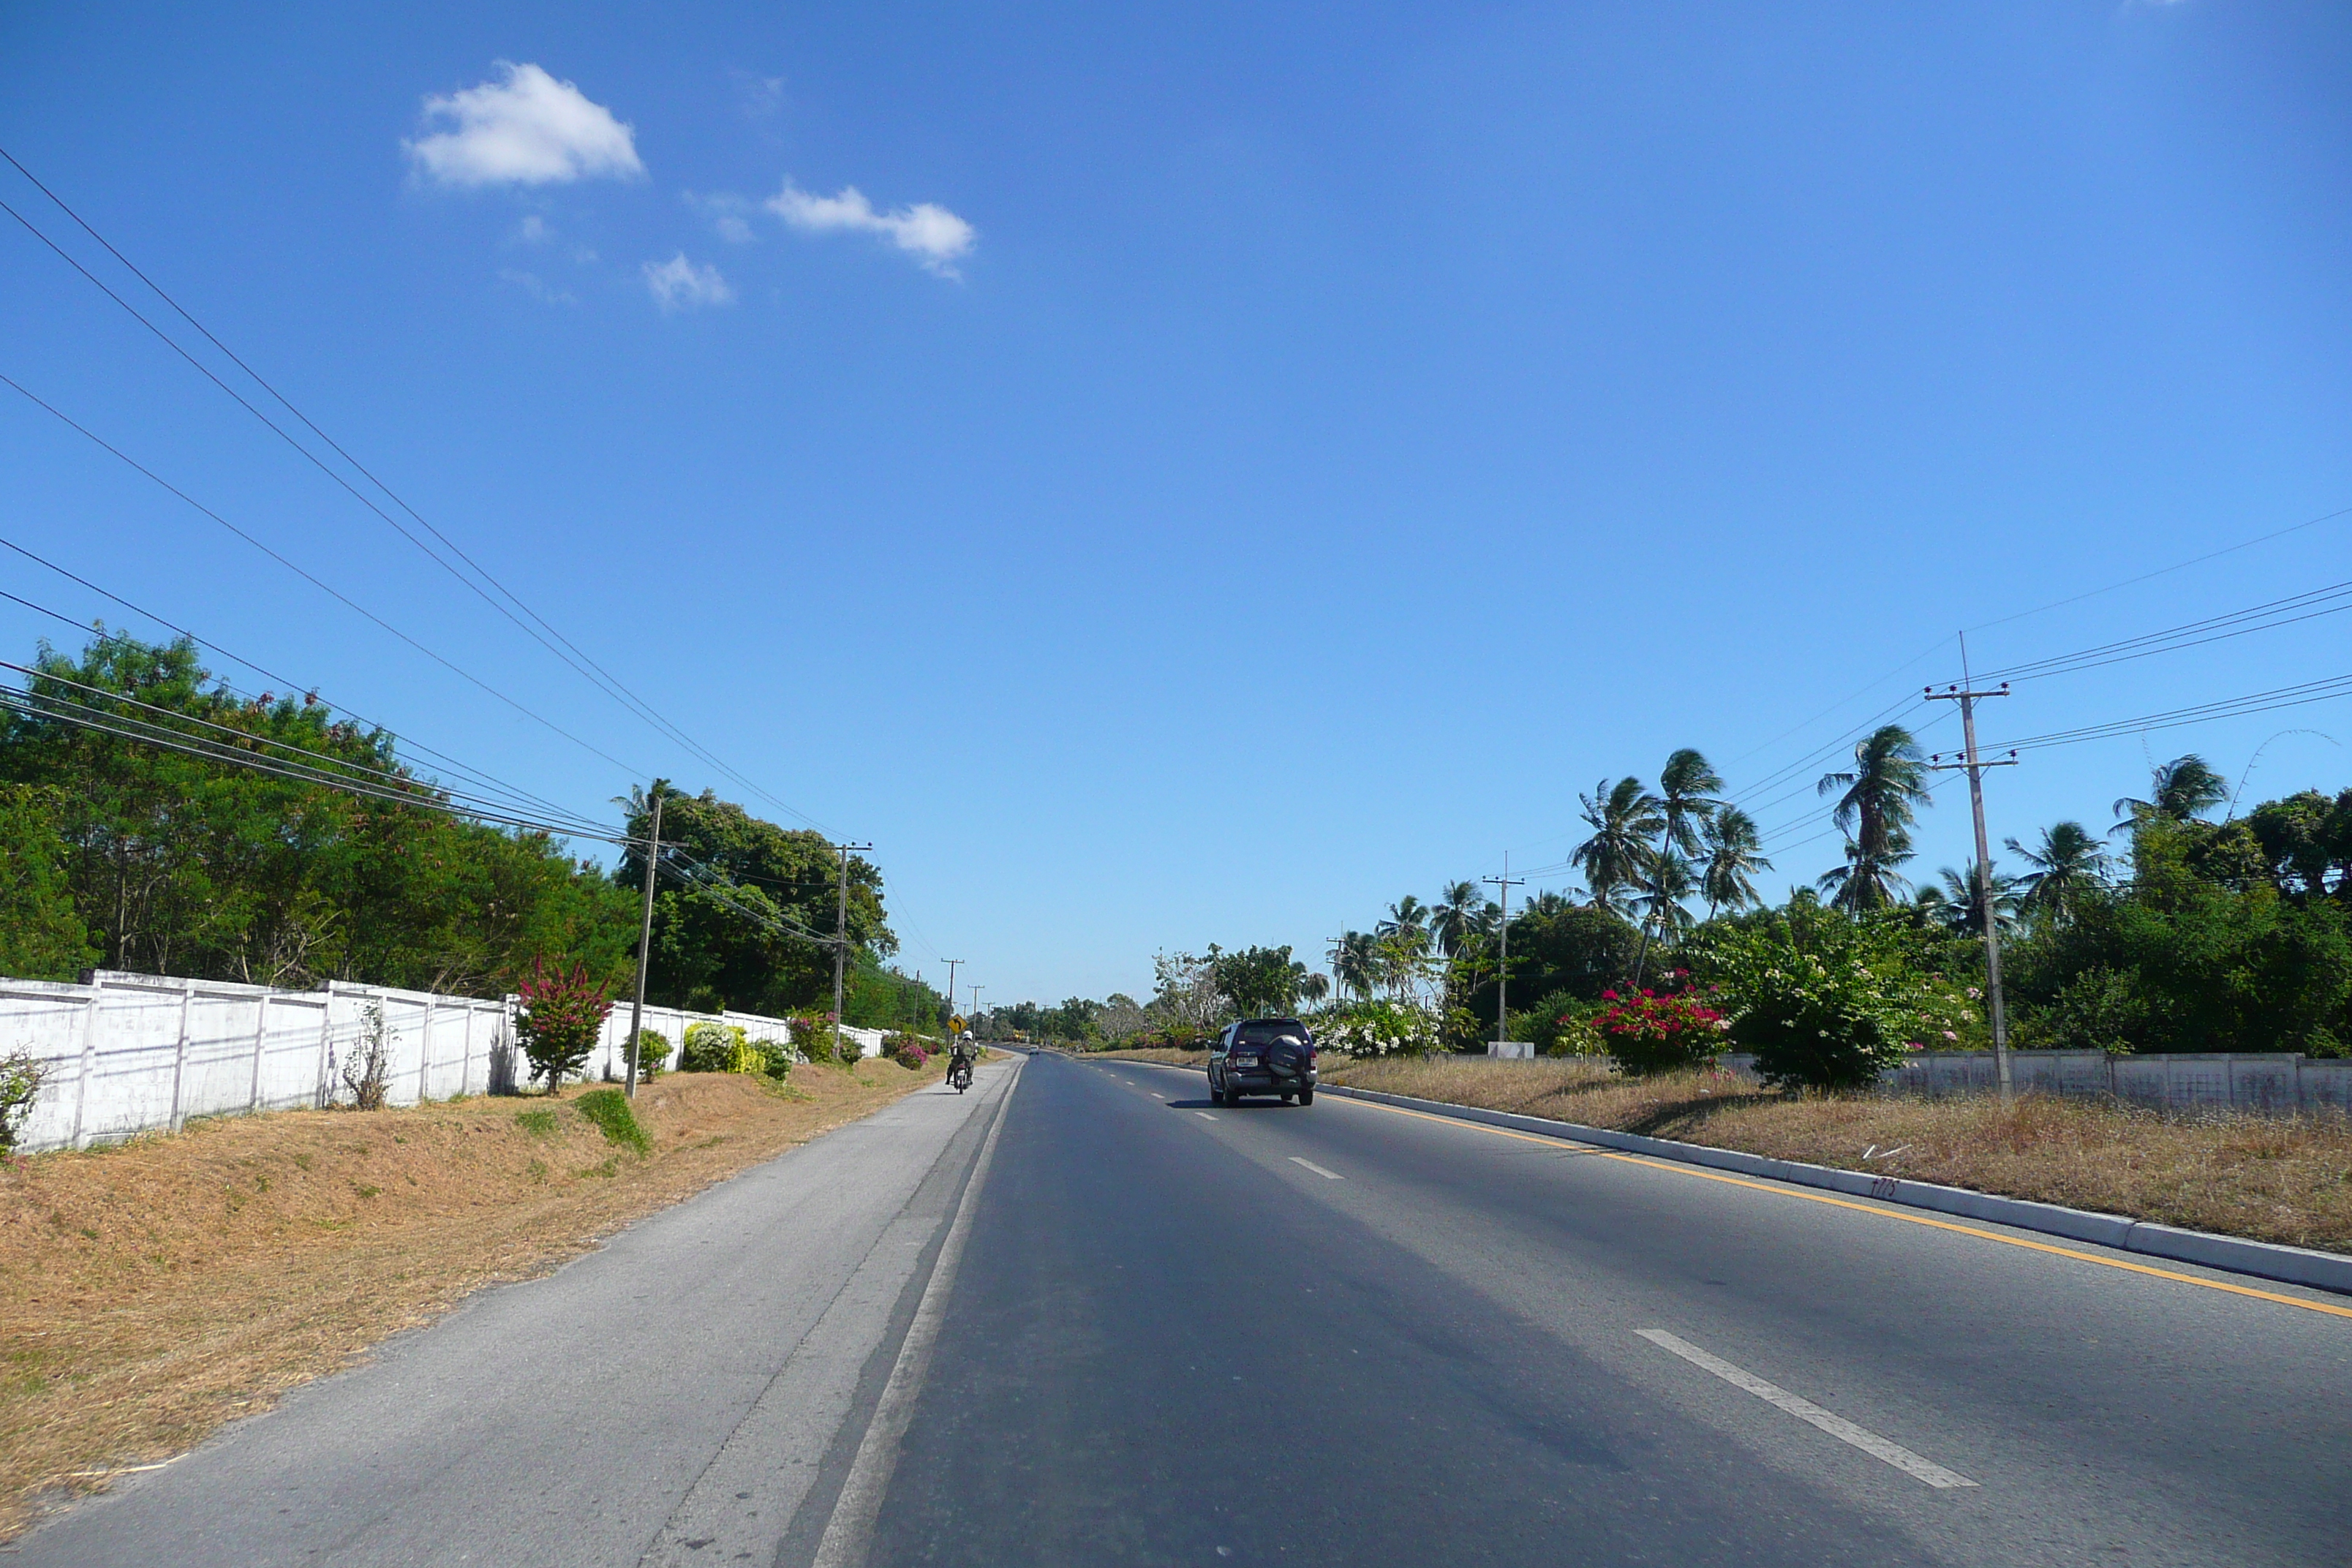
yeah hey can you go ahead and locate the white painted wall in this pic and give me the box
[1,969,833,1154]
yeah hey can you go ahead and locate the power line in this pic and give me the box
[0,370,649,780]
[0,543,598,826]
[0,151,830,835]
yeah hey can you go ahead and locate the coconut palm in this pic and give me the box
[2003,821,2109,925]
[1633,849,1700,941]
[1573,777,1663,915]
[1327,932,1380,999]
[1298,970,1331,1006]
[1656,748,1725,857]
[1429,880,1497,958]
[1919,862,2022,938]
[1379,894,1429,941]
[2111,755,2229,834]
[1698,806,1772,921]
[1817,724,1931,911]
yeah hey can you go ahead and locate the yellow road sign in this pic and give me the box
[951,1015,967,1033]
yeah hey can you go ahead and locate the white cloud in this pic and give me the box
[685,191,759,244]
[500,268,576,306]
[642,252,734,312]
[406,63,644,187]
[516,214,551,244]
[766,181,976,276]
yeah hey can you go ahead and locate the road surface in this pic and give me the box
[19,1048,2351,1567]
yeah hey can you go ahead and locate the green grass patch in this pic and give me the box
[571,1090,651,1156]
[512,1108,559,1137]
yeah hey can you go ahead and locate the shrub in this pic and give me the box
[1592,981,1730,1074]
[571,1088,651,1155]
[342,999,393,1110]
[0,1048,44,1151]
[681,1020,751,1072]
[515,958,614,1092]
[1700,910,1972,1088]
[1313,999,1440,1058]
[628,1029,673,1079]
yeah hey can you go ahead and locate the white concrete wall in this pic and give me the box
[3,969,823,1154]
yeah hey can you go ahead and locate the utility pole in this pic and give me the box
[1483,853,1524,1051]
[625,785,666,1098]
[831,841,874,1064]
[970,986,984,1038]
[941,959,962,1040]
[1926,666,2018,1102]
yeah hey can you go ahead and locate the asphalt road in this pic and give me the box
[20,1048,2352,1567]
[872,1052,2352,1568]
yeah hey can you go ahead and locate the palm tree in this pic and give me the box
[1817,724,1930,911]
[1298,970,1331,1006]
[1919,862,2022,938]
[1523,889,1572,918]
[1633,850,1699,942]
[1430,880,1497,958]
[1630,748,1724,981]
[2003,821,2109,925]
[1573,777,1662,916]
[1327,932,1379,999]
[1379,894,1429,941]
[2112,755,2229,834]
[1699,806,1772,921]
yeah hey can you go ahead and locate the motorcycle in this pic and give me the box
[949,1055,973,1093]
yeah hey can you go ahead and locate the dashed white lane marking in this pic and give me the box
[1288,1156,1343,1180]
[1150,1093,1164,1099]
[1635,1330,1978,1489]
[1195,1111,1220,1121]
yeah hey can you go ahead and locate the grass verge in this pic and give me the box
[0,1054,945,1537]
[1316,1056,2352,1257]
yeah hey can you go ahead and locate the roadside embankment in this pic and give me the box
[0,1056,946,1537]
[1315,1057,2352,1256]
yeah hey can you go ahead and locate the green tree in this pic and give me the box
[1698,805,1771,921]
[1915,862,2022,938]
[1816,724,1930,912]
[2003,821,2109,926]
[0,785,97,979]
[618,785,892,1016]
[1573,777,1663,916]
[1211,945,1309,1017]
[2111,754,2229,834]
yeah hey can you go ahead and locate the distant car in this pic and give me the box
[1208,1017,1316,1106]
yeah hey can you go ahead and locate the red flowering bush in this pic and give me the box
[1594,976,1730,1074]
[514,957,614,1092]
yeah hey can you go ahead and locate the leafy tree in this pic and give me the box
[1573,777,1663,916]
[1210,945,1308,1017]
[1464,902,1639,1022]
[1698,805,1771,921]
[1816,724,1930,912]
[0,785,97,979]
[618,785,891,1017]
[2244,789,2352,900]
[2004,822,2109,926]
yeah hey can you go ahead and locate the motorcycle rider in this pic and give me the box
[949,1030,978,1089]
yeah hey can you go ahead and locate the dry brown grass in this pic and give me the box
[0,1055,943,1537]
[1319,1057,2352,1255]
[1090,1047,1210,1067]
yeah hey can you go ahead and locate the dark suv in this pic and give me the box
[1208,1017,1317,1106]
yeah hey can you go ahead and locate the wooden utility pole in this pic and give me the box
[1483,853,1525,1051]
[831,842,874,1062]
[1927,673,2018,1102]
[624,785,665,1098]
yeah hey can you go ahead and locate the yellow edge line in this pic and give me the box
[1332,1093,2352,1322]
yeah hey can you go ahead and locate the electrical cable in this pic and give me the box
[0,371,649,780]
[0,153,829,834]
[0,552,600,827]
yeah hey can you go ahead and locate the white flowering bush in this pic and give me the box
[1311,998,1442,1058]
[1697,905,1975,1088]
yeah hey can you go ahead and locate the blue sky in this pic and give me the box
[3,1,2348,1009]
